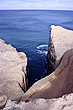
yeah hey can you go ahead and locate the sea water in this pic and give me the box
[0,10,73,85]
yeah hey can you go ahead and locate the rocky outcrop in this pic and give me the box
[3,93,73,110]
[47,25,73,71]
[1,25,73,109]
[0,39,28,107]
[20,49,73,102]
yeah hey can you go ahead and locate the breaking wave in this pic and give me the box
[37,44,48,55]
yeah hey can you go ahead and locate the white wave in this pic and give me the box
[37,45,48,49]
[37,44,48,55]
[37,50,48,55]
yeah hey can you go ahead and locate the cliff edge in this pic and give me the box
[47,25,73,71]
[0,39,28,108]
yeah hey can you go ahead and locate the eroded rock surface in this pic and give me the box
[21,49,73,102]
[0,39,28,103]
[3,93,73,110]
[47,25,73,71]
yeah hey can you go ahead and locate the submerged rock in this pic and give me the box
[47,25,73,71]
[21,49,73,102]
[0,39,28,105]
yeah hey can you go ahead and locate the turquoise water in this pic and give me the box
[0,10,73,85]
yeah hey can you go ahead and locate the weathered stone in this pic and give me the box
[21,49,73,102]
[3,93,73,110]
[0,95,7,109]
[47,25,73,71]
[0,39,28,102]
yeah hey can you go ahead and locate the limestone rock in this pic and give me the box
[0,39,28,102]
[3,93,73,110]
[21,49,73,102]
[47,25,73,71]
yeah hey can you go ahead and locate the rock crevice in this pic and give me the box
[47,27,56,72]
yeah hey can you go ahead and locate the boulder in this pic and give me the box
[0,39,28,103]
[21,49,73,102]
[47,25,73,71]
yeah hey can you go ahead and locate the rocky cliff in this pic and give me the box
[20,49,73,102]
[1,25,73,109]
[47,25,73,71]
[0,39,28,108]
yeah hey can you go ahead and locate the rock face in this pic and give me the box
[47,25,73,71]
[21,49,73,102]
[3,93,73,110]
[0,39,28,104]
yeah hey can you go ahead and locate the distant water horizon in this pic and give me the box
[0,10,73,85]
[0,9,73,11]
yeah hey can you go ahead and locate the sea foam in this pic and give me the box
[37,45,48,55]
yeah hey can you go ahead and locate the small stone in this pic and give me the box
[0,95,7,109]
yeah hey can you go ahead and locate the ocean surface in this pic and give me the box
[0,10,73,85]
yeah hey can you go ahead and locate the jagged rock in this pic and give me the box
[21,49,73,102]
[3,93,73,110]
[47,25,73,71]
[0,39,28,103]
